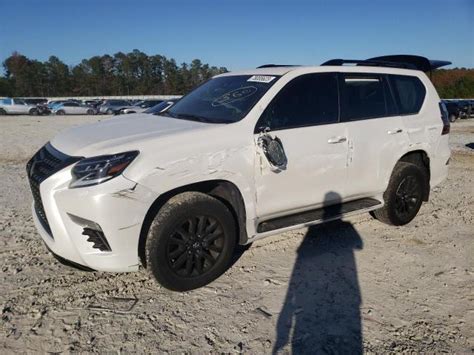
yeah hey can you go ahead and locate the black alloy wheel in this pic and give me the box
[394,175,421,221]
[166,215,225,278]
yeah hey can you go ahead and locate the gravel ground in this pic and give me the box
[1,115,473,353]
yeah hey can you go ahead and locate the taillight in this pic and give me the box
[439,102,450,135]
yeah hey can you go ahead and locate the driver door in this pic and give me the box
[254,72,349,220]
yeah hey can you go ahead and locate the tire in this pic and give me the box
[86,109,94,115]
[56,110,65,115]
[106,109,114,115]
[0,109,6,115]
[146,191,237,291]
[449,114,457,123]
[372,161,425,226]
[29,108,39,116]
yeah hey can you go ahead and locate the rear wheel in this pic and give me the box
[449,114,457,122]
[106,108,114,115]
[86,109,95,115]
[0,109,6,115]
[29,108,39,116]
[372,162,425,226]
[56,110,65,115]
[146,192,237,291]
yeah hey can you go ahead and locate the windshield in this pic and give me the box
[166,75,280,123]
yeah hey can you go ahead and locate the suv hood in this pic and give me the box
[50,114,210,157]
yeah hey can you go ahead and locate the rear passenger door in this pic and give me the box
[254,72,349,219]
[340,73,409,198]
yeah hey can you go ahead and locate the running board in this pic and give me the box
[257,198,382,233]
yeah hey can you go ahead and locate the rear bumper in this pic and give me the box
[32,167,156,272]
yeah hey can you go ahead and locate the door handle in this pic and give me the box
[387,129,403,135]
[327,136,347,144]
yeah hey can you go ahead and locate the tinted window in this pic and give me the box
[340,74,387,121]
[167,75,279,123]
[389,75,425,115]
[257,73,338,131]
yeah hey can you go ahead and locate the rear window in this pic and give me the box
[389,75,426,115]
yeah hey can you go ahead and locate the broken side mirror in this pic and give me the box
[258,134,287,170]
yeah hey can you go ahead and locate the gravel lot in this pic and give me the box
[1,115,473,353]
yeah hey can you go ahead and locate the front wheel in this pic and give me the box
[56,110,65,115]
[86,109,95,115]
[372,162,425,226]
[146,192,237,291]
[449,114,457,123]
[29,108,39,116]
[106,109,114,115]
[0,109,6,115]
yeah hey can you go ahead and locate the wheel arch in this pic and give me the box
[138,179,248,268]
[397,149,431,201]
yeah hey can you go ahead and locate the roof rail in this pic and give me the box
[321,55,451,73]
[321,59,415,69]
[256,64,300,68]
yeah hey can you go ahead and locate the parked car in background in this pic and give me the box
[443,100,462,122]
[457,100,472,118]
[143,99,179,114]
[98,100,132,114]
[53,102,98,115]
[47,100,69,110]
[36,103,52,116]
[0,98,39,115]
[119,100,164,114]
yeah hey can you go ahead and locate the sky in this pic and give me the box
[1,0,473,70]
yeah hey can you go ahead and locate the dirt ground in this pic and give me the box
[1,115,473,353]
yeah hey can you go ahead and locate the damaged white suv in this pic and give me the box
[27,55,451,291]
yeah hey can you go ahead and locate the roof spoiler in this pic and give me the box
[322,55,451,75]
[368,55,451,72]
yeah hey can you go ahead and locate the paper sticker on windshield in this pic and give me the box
[247,75,276,84]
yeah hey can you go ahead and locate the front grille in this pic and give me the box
[26,143,81,235]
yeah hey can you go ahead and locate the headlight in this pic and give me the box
[70,151,139,188]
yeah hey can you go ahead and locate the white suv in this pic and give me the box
[27,55,451,291]
[0,98,39,115]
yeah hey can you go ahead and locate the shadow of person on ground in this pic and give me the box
[273,192,364,354]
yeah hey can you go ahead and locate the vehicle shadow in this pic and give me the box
[273,192,363,354]
[466,142,474,150]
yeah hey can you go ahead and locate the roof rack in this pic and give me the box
[256,64,300,68]
[321,55,451,75]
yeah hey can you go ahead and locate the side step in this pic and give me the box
[257,198,381,233]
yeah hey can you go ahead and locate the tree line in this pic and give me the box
[1,50,473,98]
[0,50,227,97]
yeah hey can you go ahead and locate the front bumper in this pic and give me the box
[32,166,156,272]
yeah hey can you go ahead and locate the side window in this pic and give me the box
[257,73,338,131]
[340,74,386,121]
[389,75,426,115]
[1,99,12,105]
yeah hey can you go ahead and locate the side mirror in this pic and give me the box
[258,135,287,170]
